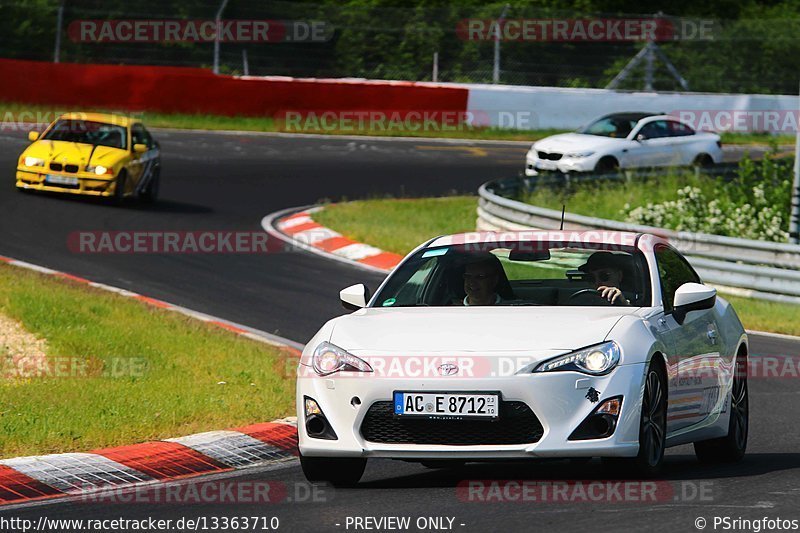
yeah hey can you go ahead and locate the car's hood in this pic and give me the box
[533,133,628,153]
[329,307,637,353]
[24,140,126,166]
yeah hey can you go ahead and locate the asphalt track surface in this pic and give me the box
[1,129,798,532]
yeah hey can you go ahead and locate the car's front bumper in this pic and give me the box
[16,169,116,197]
[297,362,647,459]
[525,150,599,176]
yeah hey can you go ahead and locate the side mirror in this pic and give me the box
[133,143,148,154]
[28,131,39,142]
[340,284,370,311]
[673,283,716,325]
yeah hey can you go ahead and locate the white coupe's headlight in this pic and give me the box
[312,341,373,376]
[564,151,595,159]
[534,341,620,375]
[24,157,45,167]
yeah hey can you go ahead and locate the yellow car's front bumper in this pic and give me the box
[16,169,117,197]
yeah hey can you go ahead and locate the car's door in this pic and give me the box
[127,123,147,189]
[664,120,699,165]
[129,123,160,194]
[651,245,722,433]
[628,120,673,167]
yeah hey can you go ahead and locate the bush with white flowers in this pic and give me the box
[623,155,792,242]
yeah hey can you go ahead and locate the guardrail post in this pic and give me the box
[792,82,800,244]
[213,0,230,75]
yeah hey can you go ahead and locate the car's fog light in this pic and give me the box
[305,397,322,416]
[569,396,623,441]
[303,396,338,440]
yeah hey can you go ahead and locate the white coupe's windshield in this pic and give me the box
[579,114,648,138]
[42,119,127,149]
[372,241,651,308]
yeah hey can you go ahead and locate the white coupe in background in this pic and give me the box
[525,113,723,175]
[296,231,749,486]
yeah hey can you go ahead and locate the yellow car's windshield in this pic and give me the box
[42,119,127,150]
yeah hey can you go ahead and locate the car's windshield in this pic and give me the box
[42,119,127,149]
[579,116,641,138]
[372,241,650,308]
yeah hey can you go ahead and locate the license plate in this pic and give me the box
[394,391,499,419]
[535,161,557,170]
[45,174,78,186]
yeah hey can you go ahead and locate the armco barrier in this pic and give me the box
[477,177,800,304]
[0,58,468,118]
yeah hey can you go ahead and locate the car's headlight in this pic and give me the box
[312,341,373,376]
[86,165,111,175]
[23,157,45,167]
[564,151,595,159]
[533,341,620,375]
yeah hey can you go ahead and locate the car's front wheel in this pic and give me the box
[604,359,667,476]
[112,170,128,205]
[299,453,366,487]
[694,353,748,463]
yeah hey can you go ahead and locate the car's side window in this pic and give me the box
[655,245,701,312]
[131,124,152,149]
[638,120,670,140]
[668,120,695,137]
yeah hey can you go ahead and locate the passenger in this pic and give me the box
[579,252,631,306]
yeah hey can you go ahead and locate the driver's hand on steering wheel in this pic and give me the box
[597,285,629,305]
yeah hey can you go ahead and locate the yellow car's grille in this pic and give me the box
[49,163,79,173]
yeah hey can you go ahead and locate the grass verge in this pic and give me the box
[0,263,295,459]
[1,101,792,144]
[314,197,800,337]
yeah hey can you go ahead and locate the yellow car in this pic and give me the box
[16,112,161,203]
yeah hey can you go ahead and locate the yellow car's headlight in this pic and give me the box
[87,165,112,176]
[23,157,45,167]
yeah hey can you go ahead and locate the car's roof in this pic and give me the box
[57,112,136,127]
[598,112,657,122]
[428,230,652,249]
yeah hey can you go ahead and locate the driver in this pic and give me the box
[462,254,504,306]
[579,252,631,306]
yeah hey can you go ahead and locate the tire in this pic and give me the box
[694,353,748,463]
[299,454,366,487]
[112,171,128,205]
[604,359,667,476]
[594,157,619,175]
[139,167,160,204]
[692,154,714,168]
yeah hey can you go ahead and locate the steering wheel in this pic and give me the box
[567,288,612,306]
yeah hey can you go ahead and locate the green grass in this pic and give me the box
[0,264,295,458]
[314,197,479,255]
[1,101,792,144]
[315,197,800,337]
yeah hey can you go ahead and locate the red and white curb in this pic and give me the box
[262,206,403,274]
[0,420,297,506]
[0,254,305,507]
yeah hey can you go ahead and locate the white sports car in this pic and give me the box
[525,113,723,175]
[296,231,748,485]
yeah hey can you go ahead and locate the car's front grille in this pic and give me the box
[360,400,544,445]
[49,163,79,173]
[537,151,562,161]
